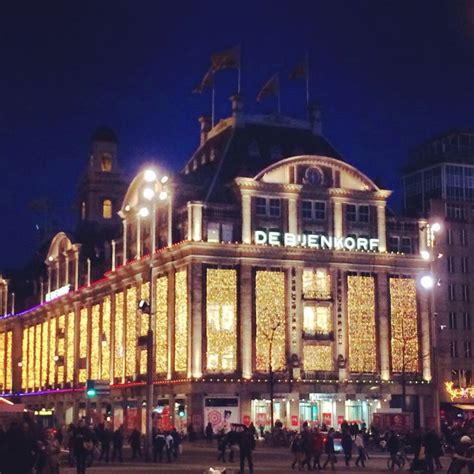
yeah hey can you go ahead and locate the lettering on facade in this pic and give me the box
[290,268,297,354]
[45,284,71,302]
[254,231,379,252]
[336,271,343,348]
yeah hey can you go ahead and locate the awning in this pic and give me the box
[453,404,474,411]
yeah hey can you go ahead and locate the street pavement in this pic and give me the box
[60,440,453,473]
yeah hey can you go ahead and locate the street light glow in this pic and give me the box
[143,188,155,200]
[420,274,435,289]
[420,250,430,260]
[144,169,157,182]
[431,222,441,233]
[139,207,150,217]
[161,175,169,184]
[159,191,168,201]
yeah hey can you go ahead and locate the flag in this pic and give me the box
[289,58,307,80]
[192,68,214,94]
[257,74,280,102]
[211,45,240,72]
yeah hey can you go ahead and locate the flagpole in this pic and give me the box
[305,51,310,107]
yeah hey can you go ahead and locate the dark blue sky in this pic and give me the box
[1,1,474,269]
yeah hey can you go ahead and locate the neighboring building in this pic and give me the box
[0,101,435,433]
[403,130,474,420]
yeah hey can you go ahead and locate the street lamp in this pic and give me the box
[420,273,435,290]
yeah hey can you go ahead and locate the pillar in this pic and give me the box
[377,273,391,381]
[64,253,69,287]
[190,262,203,378]
[333,200,343,239]
[188,202,203,242]
[377,203,387,252]
[240,265,252,379]
[419,292,432,381]
[74,250,79,290]
[242,194,251,244]
[136,215,141,258]
[288,197,298,235]
[122,220,128,264]
[48,266,52,294]
[56,261,60,289]
[418,219,428,254]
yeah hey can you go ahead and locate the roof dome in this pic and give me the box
[91,126,118,143]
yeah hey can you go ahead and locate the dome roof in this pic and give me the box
[91,126,118,143]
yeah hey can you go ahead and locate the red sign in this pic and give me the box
[126,407,139,432]
[337,415,344,426]
[291,415,299,427]
[372,412,413,432]
[322,412,332,426]
[256,413,267,426]
[242,415,251,426]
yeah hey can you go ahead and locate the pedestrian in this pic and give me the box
[187,423,196,442]
[300,423,314,470]
[205,422,214,443]
[111,426,123,463]
[171,428,181,458]
[248,422,257,439]
[153,430,166,462]
[290,432,303,470]
[99,425,112,463]
[448,435,474,474]
[46,429,61,474]
[165,431,174,463]
[342,428,353,467]
[322,428,337,470]
[73,421,92,474]
[129,428,142,459]
[312,428,324,470]
[354,431,366,467]
[239,426,256,474]
[217,434,227,462]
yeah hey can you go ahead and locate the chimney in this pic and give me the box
[229,94,243,117]
[198,116,212,146]
[308,103,322,135]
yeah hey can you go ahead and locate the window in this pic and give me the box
[452,369,472,387]
[269,199,281,217]
[346,204,370,223]
[303,305,332,335]
[447,228,453,245]
[222,223,233,242]
[256,197,267,216]
[346,204,357,223]
[207,223,220,242]
[461,229,467,246]
[207,223,234,243]
[465,341,472,358]
[463,312,472,330]
[81,202,86,220]
[102,199,112,219]
[446,204,465,220]
[401,237,412,254]
[449,284,456,301]
[101,153,112,172]
[449,312,457,330]
[462,257,469,274]
[302,201,312,219]
[301,201,326,221]
[358,205,369,223]
[388,236,400,252]
[255,197,280,217]
[450,340,459,358]
[462,284,470,302]
[447,256,455,273]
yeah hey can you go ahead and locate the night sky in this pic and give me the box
[1,1,474,269]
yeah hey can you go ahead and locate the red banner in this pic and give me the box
[291,415,299,427]
[322,412,332,426]
[242,415,251,426]
[337,415,344,426]
[256,413,267,426]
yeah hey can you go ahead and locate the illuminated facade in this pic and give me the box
[0,105,437,431]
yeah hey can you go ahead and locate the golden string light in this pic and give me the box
[57,314,65,384]
[125,286,137,377]
[445,381,474,401]
[347,275,377,373]
[27,326,34,389]
[34,324,41,388]
[49,317,57,385]
[303,345,333,371]
[139,282,150,374]
[155,275,168,374]
[389,277,419,373]
[0,333,4,391]
[255,271,286,372]
[303,269,331,299]
[5,331,12,391]
[41,322,48,387]
[79,308,87,383]
[91,304,100,380]
[114,291,124,381]
[206,269,237,372]
[175,270,188,373]
[101,296,111,380]
[22,330,28,389]
[66,311,75,383]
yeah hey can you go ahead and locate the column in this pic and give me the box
[48,266,52,294]
[64,253,69,287]
[122,220,128,264]
[376,273,391,381]
[190,263,203,378]
[74,250,79,290]
[191,202,204,242]
[419,292,432,381]
[136,215,141,258]
[167,193,173,247]
[12,319,23,393]
[56,261,60,289]
[418,219,428,254]
[240,265,252,379]
[288,197,298,235]
[241,194,252,244]
[377,203,387,252]
[333,200,343,239]
[187,203,193,241]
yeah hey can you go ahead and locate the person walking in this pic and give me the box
[217,434,227,462]
[301,424,314,471]
[312,428,324,470]
[290,432,303,470]
[129,428,142,460]
[354,431,366,468]
[153,430,166,462]
[322,428,337,470]
[111,426,123,463]
[205,422,214,443]
[239,426,256,474]
[73,423,92,474]
[165,431,174,463]
[342,428,353,467]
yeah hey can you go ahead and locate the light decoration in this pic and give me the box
[303,305,332,334]
[303,269,331,299]
[174,270,188,373]
[57,314,65,383]
[5,331,12,391]
[91,304,100,380]
[27,326,34,390]
[255,271,286,372]
[445,381,474,401]
[389,277,419,373]
[206,269,237,372]
[155,275,168,374]
[114,291,124,381]
[347,275,377,373]
[49,318,56,385]
[22,330,28,389]
[139,282,150,374]
[79,308,88,383]
[34,324,41,388]
[303,345,333,371]
[41,322,48,387]
[125,286,137,377]
[0,333,4,391]
[101,296,111,380]
[66,312,75,383]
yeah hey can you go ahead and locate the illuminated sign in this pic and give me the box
[445,381,474,401]
[45,284,71,302]
[254,231,379,252]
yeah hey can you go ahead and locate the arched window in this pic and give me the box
[102,199,112,219]
[101,153,112,172]
[81,202,86,220]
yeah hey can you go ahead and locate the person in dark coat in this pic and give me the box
[153,430,166,462]
[322,428,337,470]
[129,428,142,459]
[300,424,314,471]
[205,422,213,443]
[111,426,124,462]
[73,423,91,474]
[341,428,353,466]
[424,429,443,470]
[239,426,256,473]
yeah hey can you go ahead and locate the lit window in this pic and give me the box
[102,199,112,219]
[101,153,112,172]
[207,223,220,243]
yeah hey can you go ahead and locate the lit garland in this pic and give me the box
[125,286,137,377]
[41,322,48,387]
[79,308,87,383]
[101,296,111,380]
[0,333,4,391]
[175,270,188,373]
[91,304,100,380]
[303,345,333,371]
[445,381,474,401]
[22,329,28,389]
[139,282,150,374]
[34,324,41,388]
[27,326,34,389]
[303,306,332,333]
[347,275,377,373]
[66,311,75,383]
[389,277,419,373]
[57,314,65,384]
[255,271,286,372]
[5,331,11,391]
[155,275,168,374]
[114,291,124,381]
[206,269,237,372]
[303,269,331,299]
